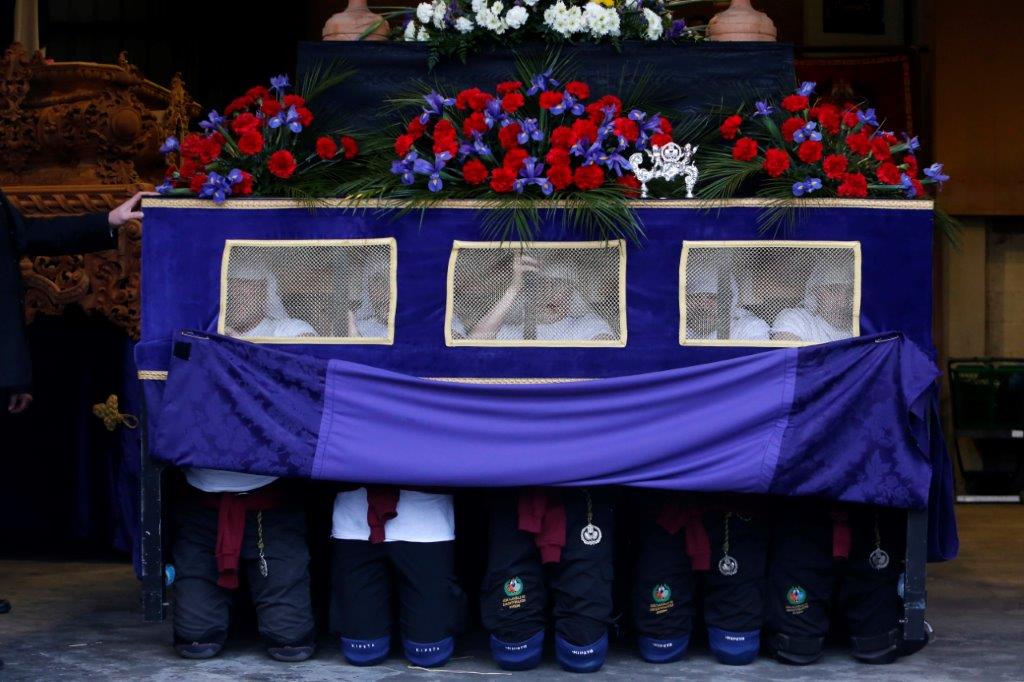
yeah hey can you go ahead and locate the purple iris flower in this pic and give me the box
[198,172,234,204]
[420,91,455,125]
[459,131,492,160]
[527,70,560,96]
[550,92,585,116]
[160,135,179,154]
[390,150,420,185]
[268,106,304,134]
[484,98,506,128]
[796,81,816,97]
[791,176,822,197]
[629,110,664,147]
[602,151,632,177]
[754,101,774,117]
[514,157,553,196]
[900,173,918,198]
[227,168,244,186]
[198,110,225,135]
[903,134,921,153]
[156,181,174,194]
[667,19,687,38]
[857,108,879,127]
[792,121,822,143]
[517,118,545,145]
[413,152,452,192]
[923,163,949,187]
[270,75,290,94]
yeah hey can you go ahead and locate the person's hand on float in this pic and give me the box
[468,253,540,339]
[8,393,32,414]
[108,191,159,228]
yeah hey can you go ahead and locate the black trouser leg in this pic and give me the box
[551,490,614,647]
[480,493,547,643]
[633,520,695,641]
[390,540,466,643]
[171,507,233,646]
[766,501,835,665]
[330,539,392,640]
[703,508,768,632]
[244,508,315,648]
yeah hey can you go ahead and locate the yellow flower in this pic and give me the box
[591,0,616,7]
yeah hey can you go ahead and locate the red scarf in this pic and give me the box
[517,489,567,564]
[656,499,711,571]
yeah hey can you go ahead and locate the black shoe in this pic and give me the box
[0,598,11,614]
[267,644,315,662]
[174,642,222,659]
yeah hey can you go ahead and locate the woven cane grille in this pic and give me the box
[219,239,396,343]
[447,241,625,347]
[680,241,860,346]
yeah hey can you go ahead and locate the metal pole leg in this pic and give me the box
[140,408,167,623]
[903,508,928,641]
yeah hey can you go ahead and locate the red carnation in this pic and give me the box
[911,178,926,198]
[340,136,359,160]
[876,161,901,185]
[230,112,262,135]
[433,135,458,158]
[546,164,573,191]
[407,117,427,139]
[462,158,488,185]
[617,173,641,198]
[496,81,523,95]
[237,130,265,155]
[565,81,590,100]
[781,94,809,113]
[245,85,270,100]
[267,150,297,179]
[224,96,253,116]
[837,172,868,198]
[499,123,521,151]
[296,107,314,127]
[546,147,571,167]
[395,134,416,157]
[651,132,673,147]
[539,91,564,110]
[823,154,848,180]
[189,173,207,194]
[846,131,871,156]
[570,119,599,145]
[586,95,622,123]
[720,114,742,140]
[490,167,516,193]
[798,140,823,164]
[316,136,338,160]
[781,117,805,142]
[232,170,254,196]
[613,117,640,142]
[503,147,529,173]
[463,112,488,137]
[179,158,198,179]
[261,98,282,118]
[501,92,525,114]
[282,94,306,108]
[870,137,893,162]
[903,155,919,177]
[456,88,492,112]
[434,118,457,140]
[574,164,605,191]
[812,104,842,135]
[842,108,860,128]
[732,137,758,162]
[550,126,574,148]
[763,148,791,178]
[659,117,673,134]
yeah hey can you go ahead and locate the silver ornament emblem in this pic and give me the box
[869,548,890,570]
[581,523,602,546]
[258,556,269,578]
[628,141,700,199]
[718,554,739,576]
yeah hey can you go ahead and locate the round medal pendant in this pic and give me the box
[581,523,603,546]
[868,547,890,570]
[718,554,739,576]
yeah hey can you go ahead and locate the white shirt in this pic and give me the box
[771,307,853,343]
[185,315,316,493]
[332,488,455,543]
[354,316,389,339]
[455,312,615,341]
[688,308,770,341]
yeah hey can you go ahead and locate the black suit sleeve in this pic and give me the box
[2,190,117,257]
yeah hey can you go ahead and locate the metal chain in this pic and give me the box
[722,511,732,555]
[584,489,593,526]
[874,511,882,550]
[257,511,269,578]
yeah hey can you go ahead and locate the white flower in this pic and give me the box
[455,16,475,33]
[544,1,584,37]
[471,0,486,12]
[416,2,434,23]
[643,7,663,40]
[582,3,620,37]
[476,3,508,34]
[417,26,431,41]
[432,1,448,29]
[506,5,529,29]
[523,0,539,5]
[404,20,418,41]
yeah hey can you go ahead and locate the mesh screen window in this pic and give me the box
[445,241,627,347]
[218,239,397,344]
[679,240,861,347]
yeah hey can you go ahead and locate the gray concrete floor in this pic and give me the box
[1,505,1023,681]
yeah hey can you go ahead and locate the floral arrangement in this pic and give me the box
[698,81,955,235]
[389,0,704,65]
[345,65,691,240]
[156,72,361,203]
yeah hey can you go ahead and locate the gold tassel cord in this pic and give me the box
[92,394,139,432]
